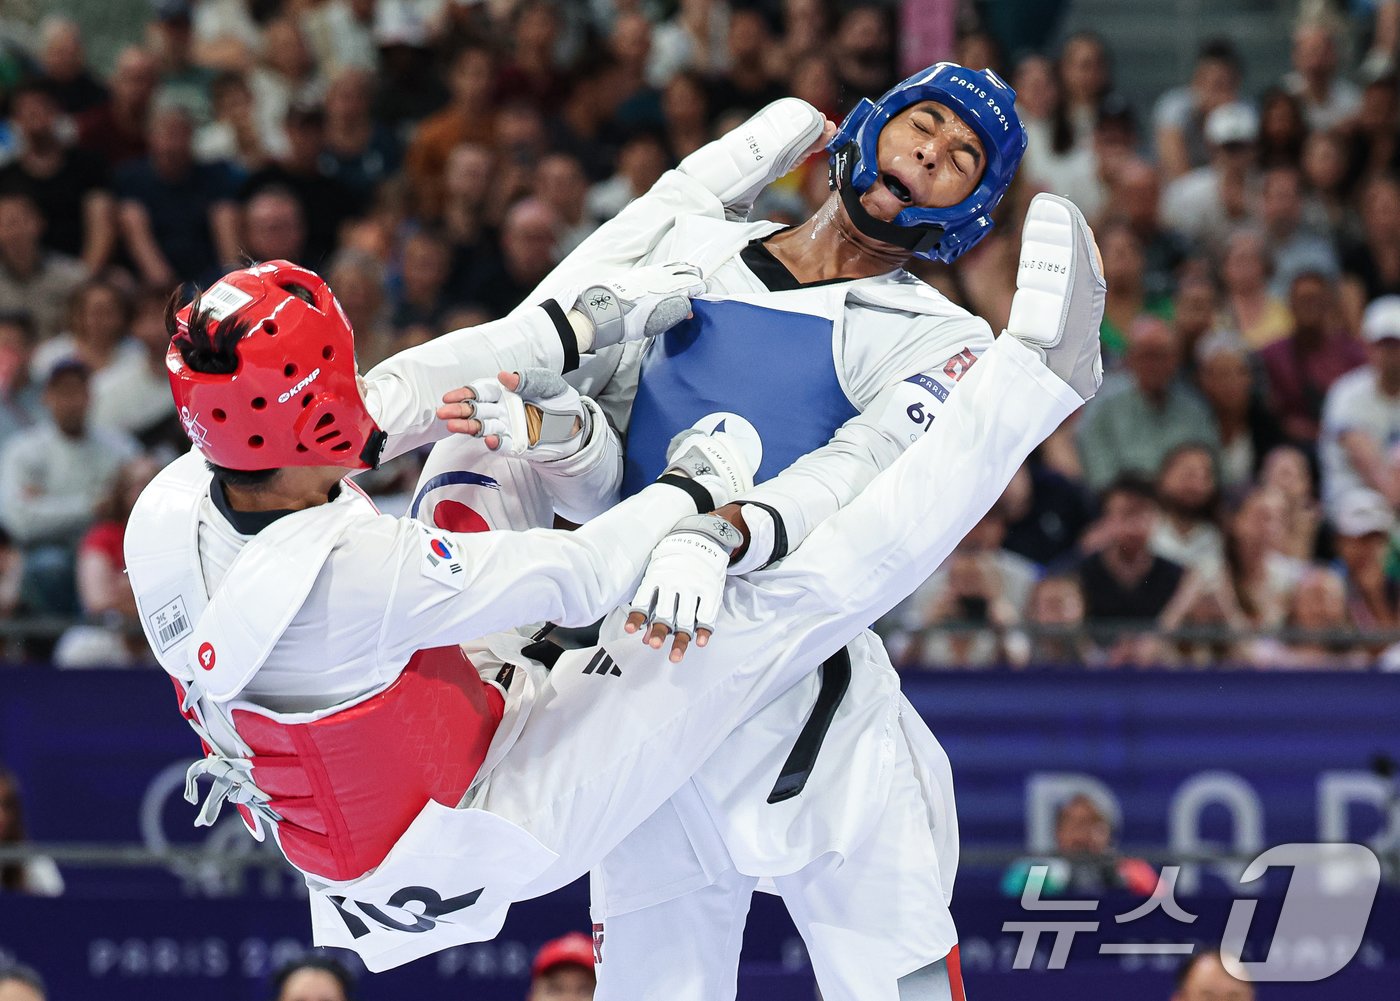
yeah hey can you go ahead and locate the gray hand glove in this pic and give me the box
[572,262,707,349]
[465,368,592,461]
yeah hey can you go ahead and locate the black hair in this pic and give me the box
[166,285,279,488]
[9,75,61,106]
[1197,38,1243,76]
[0,962,46,998]
[271,956,355,1001]
[1100,473,1158,508]
[0,310,36,345]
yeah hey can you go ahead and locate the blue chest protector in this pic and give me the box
[621,298,859,498]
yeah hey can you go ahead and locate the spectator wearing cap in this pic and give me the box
[120,102,242,288]
[271,956,355,1001]
[1330,489,1399,630]
[1220,227,1292,350]
[1161,102,1260,255]
[0,313,42,454]
[404,43,498,220]
[0,190,87,341]
[0,361,138,614]
[1077,317,1218,492]
[1153,39,1244,181]
[0,962,47,1001]
[1195,333,1285,490]
[1171,950,1253,1001]
[1258,270,1367,445]
[241,103,362,269]
[149,0,217,125]
[35,16,107,115]
[249,18,325,159]
[1283,19,1362,131]
[528,932,595,1001]
[1077,476,1187,626]
[1259,166,1340,300]
[76,46,159,167]
[1341,175,1400,308]
[1318,296,1400,518]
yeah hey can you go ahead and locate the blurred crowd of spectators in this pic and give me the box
[0,0,1398,669]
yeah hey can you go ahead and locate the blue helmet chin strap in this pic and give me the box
[826,63,1027,265]
[829,136,946,257]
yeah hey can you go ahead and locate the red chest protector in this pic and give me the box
[176,646,504,883]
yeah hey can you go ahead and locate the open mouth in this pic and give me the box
[882,173,914,204]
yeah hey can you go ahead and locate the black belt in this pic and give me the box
[767,648,851,804]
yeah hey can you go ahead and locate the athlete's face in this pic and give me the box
[861,101,986,222]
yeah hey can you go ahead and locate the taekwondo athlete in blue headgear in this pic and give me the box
[407,64,1095,1001]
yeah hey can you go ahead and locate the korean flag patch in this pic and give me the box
[417,523,466,589]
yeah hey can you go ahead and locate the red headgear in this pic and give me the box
[167,261,385,471]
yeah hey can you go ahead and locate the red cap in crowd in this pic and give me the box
[531,932,596,978]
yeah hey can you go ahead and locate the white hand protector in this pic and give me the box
[662,413,763,509]
[465,368,592,461]
[678,97,826,219]
[1006,192,1106,401]
[628,514,744,639]
[571,262,707,350]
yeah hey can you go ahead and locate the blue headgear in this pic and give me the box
[827,62,1027,264]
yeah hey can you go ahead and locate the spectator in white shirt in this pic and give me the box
[1283,19,1363,132]
[1161,103,1261,255]
[0,360,138,614]
[1319,296,1400,517]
